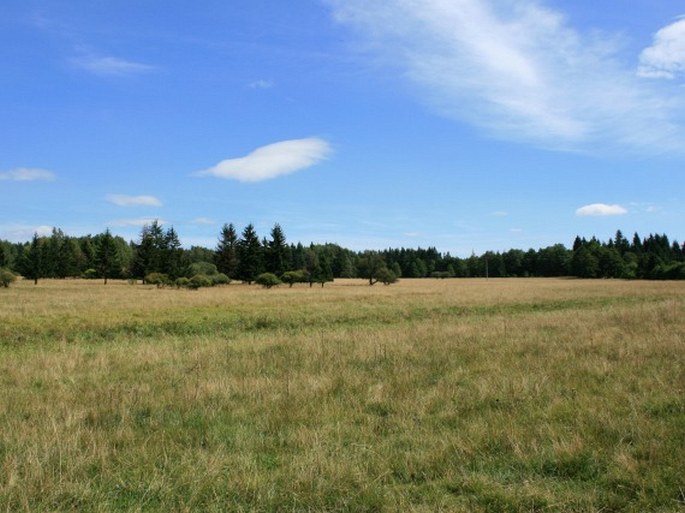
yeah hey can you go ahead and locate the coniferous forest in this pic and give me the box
[1,221,684,287]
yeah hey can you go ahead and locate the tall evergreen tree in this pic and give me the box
[163,226,183,279]
[266,223,289,276]
[215,223,239,278]
[237,223,262,284]
[131,220,165,279]
[94,229,120,284]
[19,233,44,285]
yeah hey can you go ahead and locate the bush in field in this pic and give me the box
[145,272,171,288]
[431,271,451,279]
[281,270,306,287]
[0,268,16,288]
[186,261,218,278]
[210,273,231,286]
[376,267,398,285]
[256,272,281,289]
[188,274,212,290]
[174,277,190,289]
[82,268,98,279]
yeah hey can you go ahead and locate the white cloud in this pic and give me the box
[248,79,274,89]
[638,18,685,79]
[195,138,332,182]
[70,55,155,76]
[576,203,628,217]
[0,224,54,242]
[0,168,55,181]
[327,0,685,153]
[190,217,215,225]
[106,194,163,207]
[109,217,167,227]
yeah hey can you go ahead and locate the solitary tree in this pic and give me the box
[356,251,388,285]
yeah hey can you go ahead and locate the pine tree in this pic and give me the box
[266,223,289,276]
[163,226,183,279]
[215,223,239,278]
[19,233,44,285]
[95,229,121,284]
[237,224,263,284]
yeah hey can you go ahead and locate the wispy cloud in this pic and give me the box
[109,217,167,227]
[70,55,156,77]
[0,224,54,242]
[576,203,628,217]
[327,0,685,153]
[106,194,163,207]
[195,138,332,182]
[190,217,215,225]
[248,79,275,89]
[0,168,55,181]
[638,17,685,79]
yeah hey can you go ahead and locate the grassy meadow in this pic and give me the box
[0,278,684,512]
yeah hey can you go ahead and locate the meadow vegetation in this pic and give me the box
[0,278,683,512]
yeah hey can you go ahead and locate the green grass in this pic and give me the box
[1,278,684,511]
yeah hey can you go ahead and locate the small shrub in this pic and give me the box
[210,273,231,286]
[187,274,212,290]
[82,268,98,279]
[145,273,171,288]
[174,277,190,289]
[431,271,451,279]
[186,261,218,277]
[256,272,281,289]
[0,268,16,288]
[376,267,398,285]
[281,270,306,287]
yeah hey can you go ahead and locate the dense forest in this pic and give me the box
[1,221,684,286]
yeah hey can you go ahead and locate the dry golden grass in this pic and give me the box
[1,278,684,512]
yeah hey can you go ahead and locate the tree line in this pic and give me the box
[1,224,684,287]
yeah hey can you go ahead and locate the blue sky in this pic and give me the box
[2,0,684,256]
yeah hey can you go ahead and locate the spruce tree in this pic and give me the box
[215,223,239,278]
[266,223,289,276]
[95,229,120,284]
[237,223,262,284]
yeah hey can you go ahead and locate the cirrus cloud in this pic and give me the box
[70,55,156,77]
[195,138,332,182]
[326,0,685,154]
[575,203,628,217]
[106,194,163,207]
[0,168,56,181]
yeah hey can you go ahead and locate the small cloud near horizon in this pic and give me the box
[109,217,167,227]
[194,137,331,182]
[576,203,628,216]
[190,217,215,225]
[0,168,56,181]
[106,194,163,207]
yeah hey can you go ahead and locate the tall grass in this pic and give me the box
[1,278,683,511]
